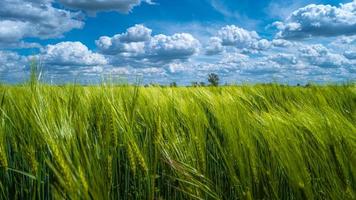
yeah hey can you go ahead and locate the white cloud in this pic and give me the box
[344,51,356,59]
[59,0,154,14]
[140,67,165,75]
[120,24,152,42]
[298,44,349,68]
[274,1,356,39]
[185,36,355,84]
[0,20,28,43]
[332,35,356,45]
[269,53,298,65]
[25,42,111,83]
[109,67,130,75]
[205,37,223,55]
[0,0,83,43]
[251,39,271,51]
[147,33,200,60]
[0,51,28,82]
[217,25,259,47]
[97,25,200,64]
[96,36,146,56]
[41,42,107,66]
[205,25,272,55]
[96,25,151,55]
[0,51,27,72]
[95,36,113,52]
[271,39,293,47]
[0,2,354,84]
[168,62,189,73]
[0,41,41,50]
[220,52,249,66]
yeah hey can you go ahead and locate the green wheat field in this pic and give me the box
[0,81,355,199]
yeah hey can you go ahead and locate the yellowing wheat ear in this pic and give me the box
[107,155,113,183]
[79,166,88,194]
[194,136,206,172]
[110,111,118,148]
[0,116,7,170]
[26,146,38,174]
[0,146,7,169]
[127,143,136,175]
[49,141,74,193]
[131,142,148,174]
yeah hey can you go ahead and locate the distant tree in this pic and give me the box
[305,83,312,88]
[170,82,177,87]
[208,73,219,86]
[191,82,199,87]
[149,82,160,87]
[199,82,206,87]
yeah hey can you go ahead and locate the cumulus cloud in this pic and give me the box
[271,39,293,48]
[96,25,151,55]
[168,62,189,73]
[21,41,111,83]
[96,25,200,64]
[250,39,271,51]
[205,25,272,55]
[201,52,283,76]
[147,33,200,60]
[191,35,355,84]
[59,0,154,14]
[0,0,83,43]
[120,24,152,42]
[0,1,354,84]
[0,51,27,72]
[331,35,356,48]
[344,51,356,59]
[273,1,356,39]
[217,25,259,47]
[220,52,249,63]
[205,37,224,55]
[0,41,41,50]
[269,53,298,65]
[0,20,28,43]
[0,51,28,82]
[40,42,107,66]
[298,44,349,68]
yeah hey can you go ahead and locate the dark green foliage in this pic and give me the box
[170,82,177,87]
[208,73,219,86]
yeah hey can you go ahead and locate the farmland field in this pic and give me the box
[0,83,355,199]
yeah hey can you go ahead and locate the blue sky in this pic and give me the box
[0,0,355,84]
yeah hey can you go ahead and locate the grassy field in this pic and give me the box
[0,83,355,199]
